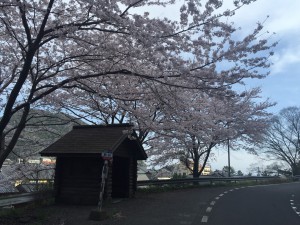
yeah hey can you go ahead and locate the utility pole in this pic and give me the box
[227,138,231,177]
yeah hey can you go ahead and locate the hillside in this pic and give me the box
[6,109,85,160]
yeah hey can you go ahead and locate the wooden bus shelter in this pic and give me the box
[40,124,147,205]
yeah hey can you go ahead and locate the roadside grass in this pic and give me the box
[0,198,55,225]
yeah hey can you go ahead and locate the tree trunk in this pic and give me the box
[192,157,200,178]
[291,163,300,176]
[191,135,200,178]
[198,143,214,176]
[0,105,31,169]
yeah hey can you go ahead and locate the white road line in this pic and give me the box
[219,194,224,197]
[206,207,213,213]
[179,221,192,225]
[230,189,234,192]
[201,216,208,223]
[215,197,220,200]
[210,201,216,206]
[224,191,228,194]
[289,195,300,217]
[179,213,192,218]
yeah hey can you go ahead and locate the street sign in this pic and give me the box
[101,151,113,160]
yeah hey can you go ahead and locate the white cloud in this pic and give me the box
[264,2,300,35]
[271,45,300,74]
[225,0,300,38]
[229,1,300,77]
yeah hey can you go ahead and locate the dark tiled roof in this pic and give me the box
[40,124,147,159]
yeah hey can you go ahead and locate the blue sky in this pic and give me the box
[232,0,300,114]
[208,0,300,172]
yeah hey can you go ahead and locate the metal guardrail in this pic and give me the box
[137,176,281,186]
[0,176,288,208]
[0,191,53,208]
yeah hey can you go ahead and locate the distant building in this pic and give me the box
[2,159,13,167]
[179,160,212,176]
[137,169,151,181]
[173,163,191,177]
[27,158,40,164]
[152,162,212,179]
[40,157,56,165]
[137,162,152,181]
[23,157,56,165]
[156,168,172,180]
[201,164,212,176]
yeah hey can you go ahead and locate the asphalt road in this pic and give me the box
[40,185,234,225]
[38,182,300,225]
[206,182,300,225]
[109,185,232,225]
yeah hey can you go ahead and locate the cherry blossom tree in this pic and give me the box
[53,77,274,178]
[44,75,159,142]
[0,0,275,169]
[147,87,273,177]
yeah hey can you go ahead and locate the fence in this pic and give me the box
[0,191,53,208]
[0,176,290,208]
[136,176,283,187]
